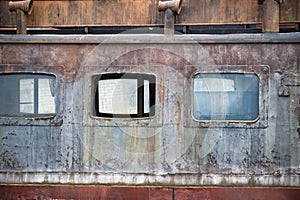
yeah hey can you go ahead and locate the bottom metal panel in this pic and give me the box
[1,185,300,200]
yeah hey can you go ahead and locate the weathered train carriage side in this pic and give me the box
[0,0,300,199]
[0,34,299,195]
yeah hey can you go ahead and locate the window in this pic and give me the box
[0,73,56,117]
[93,73,155,118]
[193,73,259,121]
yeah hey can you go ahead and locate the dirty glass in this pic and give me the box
[38,78,55,114]
[19,79,34,114]
[98,79,138,115]
[94,73,155,118]
[0,74,56,117]
[144,80,150,114]
[193,73,259,121]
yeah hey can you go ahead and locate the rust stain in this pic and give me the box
[176,94,182,137]
[294,107,300,122]
[147,137,156,152]
[108,48,196,78]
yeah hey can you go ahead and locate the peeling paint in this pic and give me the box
[0,35,299,187]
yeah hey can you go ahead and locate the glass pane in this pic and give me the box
[193,74,259,121]
[98,79,138,115]
[0,74,56,117]
[38,79,55,114]
[144,80,150,113]
[20,79,34,114]
[194,78,234,92]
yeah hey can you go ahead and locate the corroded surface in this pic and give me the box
[0,33,299,186]
[0,185,300,200]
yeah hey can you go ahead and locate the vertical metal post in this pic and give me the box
[158,0,182,35]
[164,9,175,35]
[16,9,27,34]
[262,0,280,33]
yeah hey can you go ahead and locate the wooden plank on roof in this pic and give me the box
[0,0,299,27]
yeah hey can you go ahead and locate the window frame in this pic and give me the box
[183,65,269,128]
[0,65,63,126]
[0,73,56,118]
[192,72,260,122]
[92,73,156,119]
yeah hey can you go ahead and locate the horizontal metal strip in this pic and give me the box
[0,32,300,44]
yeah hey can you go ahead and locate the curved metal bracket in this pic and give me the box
[158,0,183,14]
[258,0,282,5]
[9,0,33,14]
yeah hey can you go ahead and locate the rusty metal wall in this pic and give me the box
[0,33,299,186]
[1,185,300,199]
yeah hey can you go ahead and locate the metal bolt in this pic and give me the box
[278,85,289,97]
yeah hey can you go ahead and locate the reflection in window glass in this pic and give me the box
[98,79,138,115]
[38,79,55,114]
[193,73,259,121]
[20,79,34,113]
[0,73,56,117]
[144,80,150,113]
